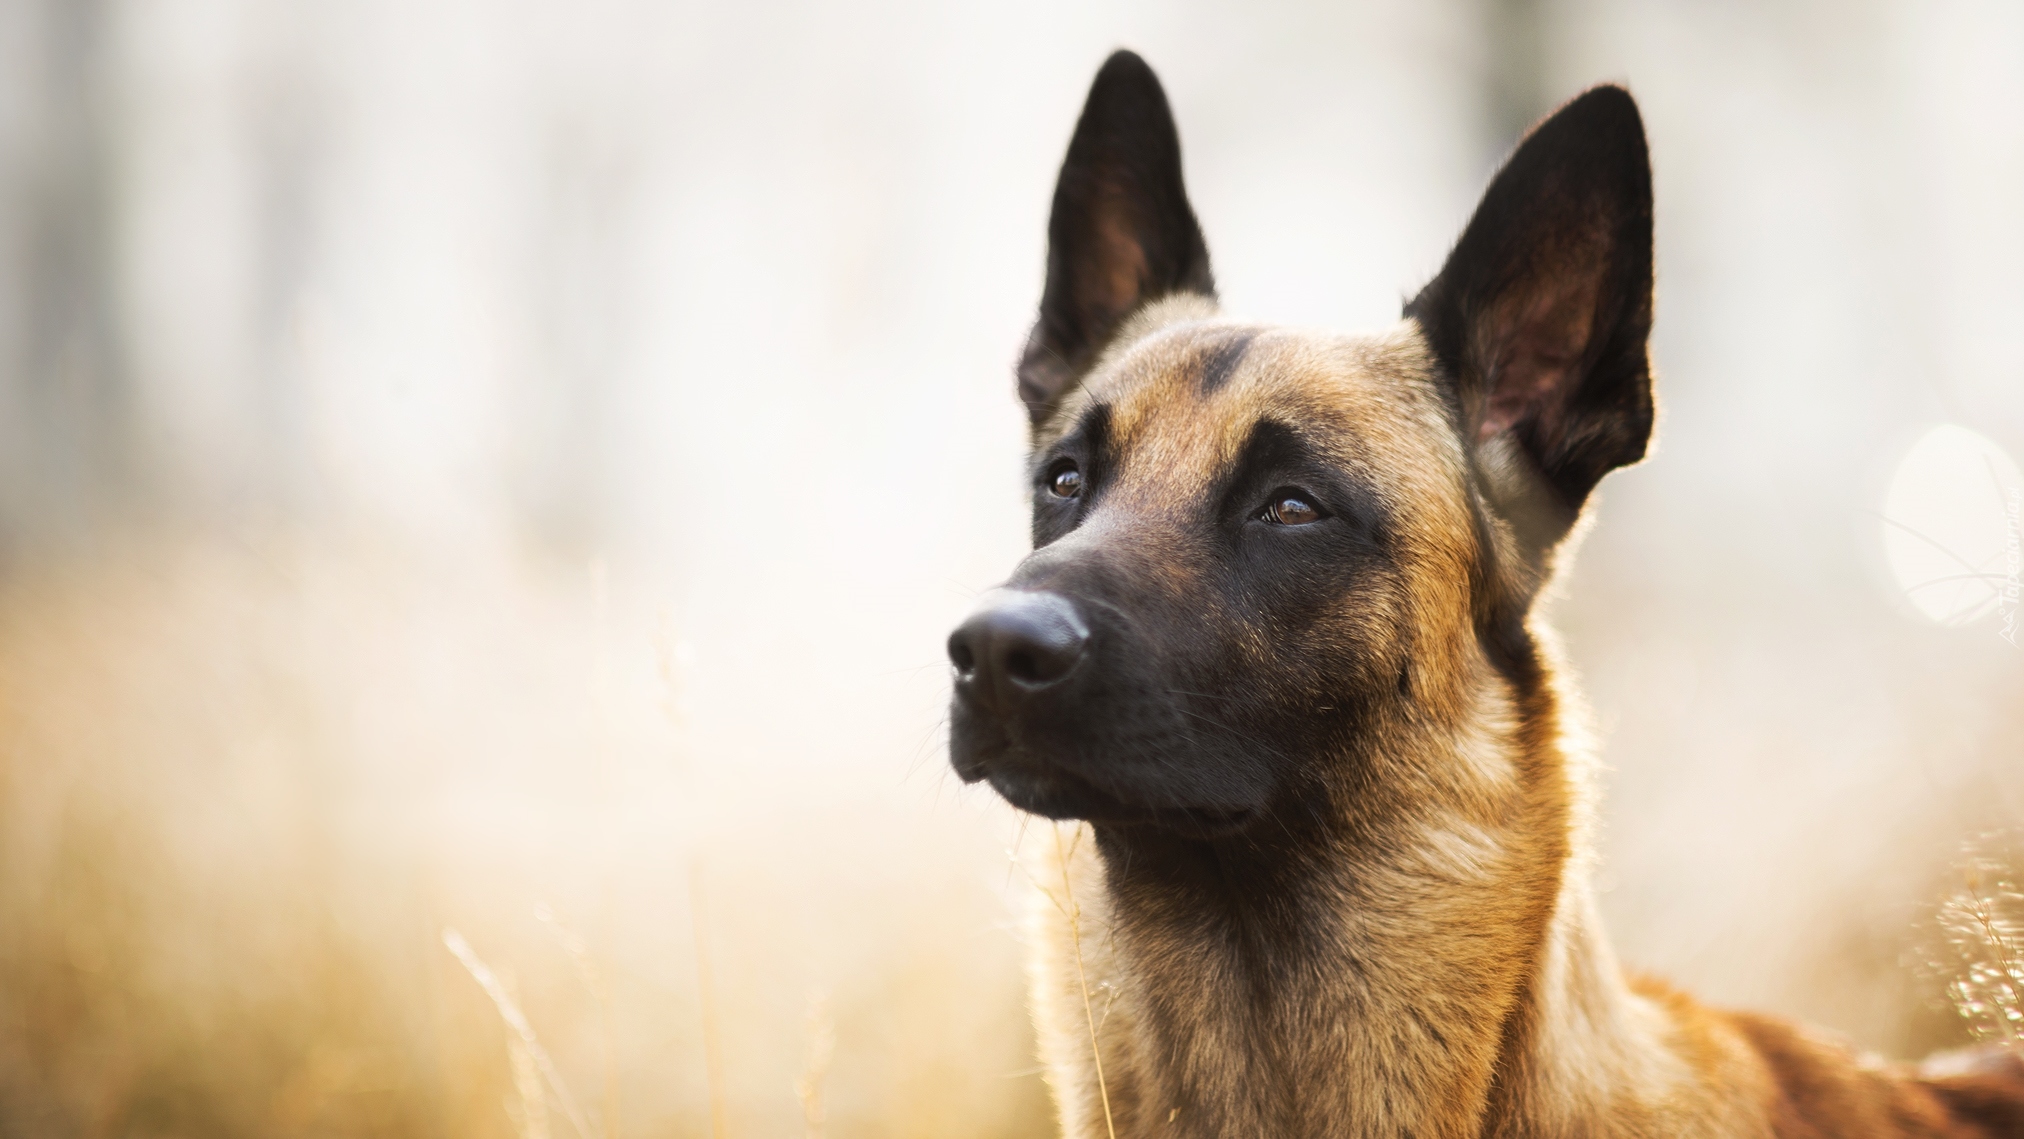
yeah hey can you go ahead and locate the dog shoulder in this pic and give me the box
[1719,1006,2024,1138]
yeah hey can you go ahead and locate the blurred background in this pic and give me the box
[0,0,2020,1135]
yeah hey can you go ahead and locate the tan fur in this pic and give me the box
[1015,303,2024,1139]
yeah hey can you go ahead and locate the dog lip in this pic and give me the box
[977,750,1260,837]
[949,732,993,784]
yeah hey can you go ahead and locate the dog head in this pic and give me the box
[948,51,1653,838]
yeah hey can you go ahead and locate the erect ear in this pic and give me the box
[1406,85,1654,548]
[1017,50,1215,427]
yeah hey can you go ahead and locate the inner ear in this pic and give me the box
[1018,51,1215,427]
[1077,191,1154,325]
[1408,84,1654,521]
[1478,260,1600,441]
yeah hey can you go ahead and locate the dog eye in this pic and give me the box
[1261,490,1325,525]
[1047,462,1083,500]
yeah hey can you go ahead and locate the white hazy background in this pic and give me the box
[0,1,2021,1135]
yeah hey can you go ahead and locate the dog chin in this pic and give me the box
[976,756,1259,839]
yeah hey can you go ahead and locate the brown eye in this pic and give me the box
[1262,491,1324,525]
[1048,463,1083,499]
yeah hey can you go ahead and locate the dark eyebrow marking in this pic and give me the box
[1195,330,1257,396]
[1039,402,1113,479]
[1214,417,1393,547]
[1076,401,1113,461]
[1214,416,1304,519]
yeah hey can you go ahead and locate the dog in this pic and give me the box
[944,50,2024,1139]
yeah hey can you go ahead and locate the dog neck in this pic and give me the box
[1028,644,1693,1139]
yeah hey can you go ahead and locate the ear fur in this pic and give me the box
[1406,85,1654,549]
[1018,50,1215,427]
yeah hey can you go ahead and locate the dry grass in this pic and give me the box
[0,530,1051,1137]
[795,992,835,1139]
[1935,837,2024,1052]
[1045,826,1115,1139]
[445,928,594,1139]
[688,860,730,1139]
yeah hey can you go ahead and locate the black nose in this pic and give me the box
[948,590,1090,710]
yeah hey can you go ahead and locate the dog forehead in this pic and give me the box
[1075,320,1451,483]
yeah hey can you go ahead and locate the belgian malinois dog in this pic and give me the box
[945,51,2024,1139]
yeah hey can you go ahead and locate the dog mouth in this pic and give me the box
[963,746,1259,839]
[943,591,1271,839]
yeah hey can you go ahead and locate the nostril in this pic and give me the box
[1004,649,1041,683]
[947,632,977,675]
